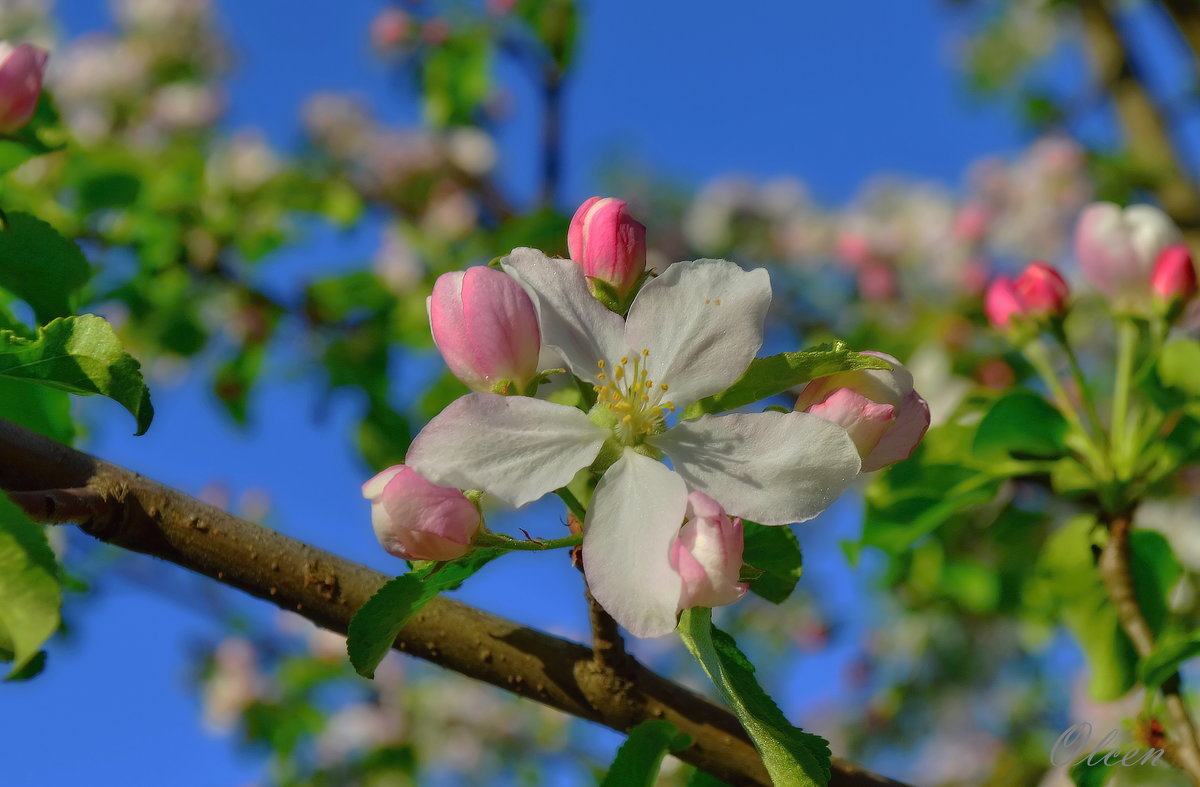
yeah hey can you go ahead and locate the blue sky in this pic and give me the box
[3,2,1053,785]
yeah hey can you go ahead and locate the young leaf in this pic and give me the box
[677,608,831,787]
[1069,756,1113,787]
[600,720,692,787]
[1141,635,1200,691]
[1027,517,1136,700]
[0,494,61,679]
[685,342,891,417]
[972,390,1068,459]
[347,549,502,678]
[1158,339,1200,397]
[741,522,802,604]
[0,212,91,324]
[0,315,154,435]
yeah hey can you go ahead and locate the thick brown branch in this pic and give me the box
[1078,0,1200,236]
[0,417,908,787]
[1099,512,1200,785]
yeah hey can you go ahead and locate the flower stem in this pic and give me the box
[1024,338,1109,476]
[1049,322,1108,445]
[555,487,587,521]
[474,532,582,552]
[1111,318,1139,479]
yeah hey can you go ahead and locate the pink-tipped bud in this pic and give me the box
[670,492,748,611]
[0,43,48,135]
[1014,262,1069,319]
[428,266,541,393]
[795,351,931,473]
[984,276,1025,329]
[567,196,647,299]
[363,465,481,562]
[1151,245,1197,306]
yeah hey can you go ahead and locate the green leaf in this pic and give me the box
[972,390,1068,459]
[0,315,154,434]
[0,377,74,444]
[1130,530,1181,638]
[1159,339,1200,396]
[600,720,692,787]
[686,342,891,417]
[677,608,831,786]
[0,494,62,679]
[741,522,802,604]
[1141,635,1200,691]
[1069,756,1113,787]
[1027,517,1135,700]
[0,212,91,324]
[347,549,502,678]
[0,122,59,177]
[422,36,491,128]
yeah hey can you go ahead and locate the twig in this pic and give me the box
[1098,511,1200,785]
[586,588,629,675]
[0,416,909,787]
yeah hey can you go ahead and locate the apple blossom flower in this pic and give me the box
[1075,202,1180,305]
[671,492,748,610]
[1013,262,1069,319]
[363,465,481,562]
[795,351,930,472]
[0,42,47,134]
[428,265,541,394]
[568,197,648,300]
[407,250,861,637]
[1151,244,1197,306]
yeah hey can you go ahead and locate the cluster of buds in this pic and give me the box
[984,202,1198,334]
[1074,202,1196,316]
[0,41,47,135]
[984,262,1070,330]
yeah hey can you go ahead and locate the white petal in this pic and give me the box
[651,411,860,525]
[501,248,625,382]
[624,259,770,408]
[583,450,688,639]
[406,393,608,508]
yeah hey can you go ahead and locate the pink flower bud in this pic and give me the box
[805,388,896,458]
[795,351,930,472]
[670,492,748,611]
[363,465,481,562]
[1151,244,1197,305]
[567,196,648,299]
[984,276,1024,329]
[1014,262,1069,319]
[428,266,541,393]
[1075,202,1180,303]
[0,43,48,135]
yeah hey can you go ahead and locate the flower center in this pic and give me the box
[593,349,675,446]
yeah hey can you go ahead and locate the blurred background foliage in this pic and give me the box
[4,0,1200,785]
